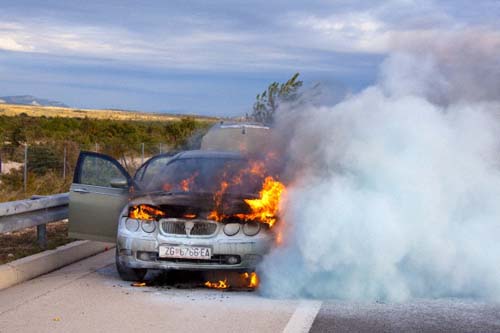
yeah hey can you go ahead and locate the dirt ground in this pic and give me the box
[0,221,74,265]
[0,161,23,174]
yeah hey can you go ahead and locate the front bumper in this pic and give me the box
[117,218,274,271]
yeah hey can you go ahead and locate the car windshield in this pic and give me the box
[141,157,263,195]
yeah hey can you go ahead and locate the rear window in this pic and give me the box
[200,125,271,153]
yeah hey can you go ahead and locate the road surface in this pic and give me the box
[0,250,499,332]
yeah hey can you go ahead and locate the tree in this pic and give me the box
[251,72,303,125]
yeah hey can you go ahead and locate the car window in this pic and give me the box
[143,157,262,194]
[80,155,126,187]
[135,156,172,187]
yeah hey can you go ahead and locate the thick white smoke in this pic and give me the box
[259,31,500,301]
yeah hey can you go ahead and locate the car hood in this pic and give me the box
[129,191,256,215]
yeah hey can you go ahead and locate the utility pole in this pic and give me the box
[24,145,28,192]
[62,146,67,180]
[141,143,145,164]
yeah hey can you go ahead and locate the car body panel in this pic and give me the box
[69,184,128,242]
[68,152,131,243]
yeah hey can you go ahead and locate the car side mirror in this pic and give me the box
[110,178,128,188]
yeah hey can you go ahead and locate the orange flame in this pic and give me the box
[161,172,198,192]
[204,279,229,289]
[129,205,165,221]
[207,210,222,221]
[204,272,260,290]
[209,176,285,227]
[240,176,285,227]
[241,272,259,288]
[180,172,198,192]
[275,230,283,246]
[207,157,286,228]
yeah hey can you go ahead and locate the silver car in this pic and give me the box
[69,150,276,281]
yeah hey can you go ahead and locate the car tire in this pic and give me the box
[115,248,148,281]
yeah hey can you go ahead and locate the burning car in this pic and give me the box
[68,149,284,282]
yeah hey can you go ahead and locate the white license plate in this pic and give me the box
[158,245,211,259]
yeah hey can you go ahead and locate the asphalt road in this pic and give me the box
[0,250,499,332]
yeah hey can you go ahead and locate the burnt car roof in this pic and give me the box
[173,150,244,160]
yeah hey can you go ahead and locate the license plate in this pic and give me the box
[158,245,211,259]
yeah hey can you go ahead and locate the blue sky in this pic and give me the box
[0,0,498,116]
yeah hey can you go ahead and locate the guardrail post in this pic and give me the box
[37,224,47,249]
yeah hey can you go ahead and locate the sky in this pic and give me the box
[0,0,499,116]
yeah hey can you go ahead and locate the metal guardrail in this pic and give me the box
[0,193,69,248]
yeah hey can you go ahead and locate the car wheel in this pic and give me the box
[115,248,148,281]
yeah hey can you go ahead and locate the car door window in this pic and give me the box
[80,155,127,187]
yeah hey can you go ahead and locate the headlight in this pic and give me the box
[223,223,240,236]
[243,222,261,236]
[125,218,140,232]
[141,221,156,233]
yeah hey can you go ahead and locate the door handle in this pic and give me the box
[73,188,90,194]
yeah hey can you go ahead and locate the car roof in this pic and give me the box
[200,122,271,153]
[211,122,270,130]
[174,150,244,160]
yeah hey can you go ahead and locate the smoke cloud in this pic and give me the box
[259,29,500,301]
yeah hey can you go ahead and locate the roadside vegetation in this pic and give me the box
[251,72,303,125]
[0,112,214,202]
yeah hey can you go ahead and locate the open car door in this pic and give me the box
[69,152,132,242]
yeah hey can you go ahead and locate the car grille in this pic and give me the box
[162,221,186,235]
[160,219,218,236]
[191,223,217,235]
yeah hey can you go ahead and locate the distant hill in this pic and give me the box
[0,95,68,108]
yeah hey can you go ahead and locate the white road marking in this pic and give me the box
[283,300,322,333]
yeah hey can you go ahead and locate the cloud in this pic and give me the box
[0,19,307,72]
[292,12,390,53]
[0,23,34,52]
[0,1,498,73]
[0,36,32,52]
[0,21,142,56]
